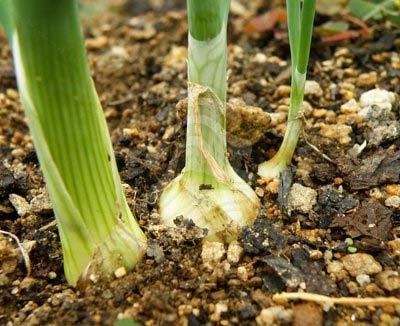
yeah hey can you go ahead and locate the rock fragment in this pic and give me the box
[356,274,371,286]
[356,71,377,88]
[358,88,398,146]
[359,89,396,110]
[256,306,293,326]
[226,98,270,147]
[9,194,30,217]
[114,267,127,279]
[30,188,52,214]
[376,270,400,291]
[319,123,352,145]
[201,241,225,266]
[388,239,400,256]
[385,195,400,208]
[227,241,243,265]
[292,302,323,326]
[327,260,348,281]
[341,253,382,277]
[287,183,317,214]
[304,80,323,97]
[0,233,18,275]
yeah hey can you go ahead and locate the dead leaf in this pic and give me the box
[331,200,392,242]
[321,30,360,44]
[342,149,400,190]
[244,8,287,34]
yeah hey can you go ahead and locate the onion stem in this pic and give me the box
[159,0,259,241]
[258,0,316,179]
[0,0,147,286]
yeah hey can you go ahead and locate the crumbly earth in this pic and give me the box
[0,1,400,325]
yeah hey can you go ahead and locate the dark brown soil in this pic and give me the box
[0,1,399,325]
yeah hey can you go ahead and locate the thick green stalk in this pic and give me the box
[0,0,146,285]
[187,0,229,41]
[159,0,259,241]
[185,0,230,185]
[258,0,316,179]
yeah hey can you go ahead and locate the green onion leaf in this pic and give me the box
[159,0,259,241]
[258,0,316,179]
[0,0,146,286]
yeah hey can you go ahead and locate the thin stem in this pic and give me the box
[259,0,315,178]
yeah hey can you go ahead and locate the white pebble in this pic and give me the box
[227,241,243,265]
[114,267,127,278]
[359,89,396,111]
[356,274,371,286]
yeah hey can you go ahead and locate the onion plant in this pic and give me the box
[159,0,260,241]
[258,0,316,178]
[0,0,147,286]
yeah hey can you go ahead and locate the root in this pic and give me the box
[0,230,31,277]
[303,137,335,164]
[273,292,400,309]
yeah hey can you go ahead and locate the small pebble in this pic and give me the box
[309,250,323,260]
[265,178,280,194]
[227,241,243,265]
[85,36,108,50]
[340,99,359,114]
[114,267,127,278]
[6,88,19,100]
[19,277,36,290]
[292,303,323,326]
[276,85,291,97]
[388,239,400,256]
[287,183,317,214]
[385,184,400,196]
[201,241,225,265]
[11,148,25,158]
[385,195,400,208]
[304,80,323,97]
[319,123,352,145]
[341,253,382,277]
[376,270,400,291]
[253,53,267,64]
[89,273,100,283]
[256,306,293,325]
[356,71,377,87]
[370,188,384,200]
[9,194,31,217]
[359,89,396,111]
[226,98,271,148]
[48,272,57,280]
[356,274,371,286]
[164,46,187,67]
[162,126,175,140]
[237,266,248,282]
[327,260,348,281]
[30,190,52,214]
[255,187,264,198]
[147,145,157,154]
[210,302,228,322]
[347,281,359,294]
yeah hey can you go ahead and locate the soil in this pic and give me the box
[0,1,400,325]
